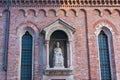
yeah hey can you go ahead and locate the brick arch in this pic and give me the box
[18,9,27,17]
[103,9,112,15]
[80,9,87,14]
[16,21,39,37]
[93,9,102,17]
[69,9,78,17]
[112,9,120,16]
[48,9,57,17]
[57,9,67,16]
[27,9,37,17]
[93,19,118,35]
[39,9,47,16]
[2,9,8,16]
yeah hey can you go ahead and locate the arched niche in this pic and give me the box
[42,19,75,75]
[49,30,68,68]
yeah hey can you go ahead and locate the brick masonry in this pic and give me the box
[0,6,120,80]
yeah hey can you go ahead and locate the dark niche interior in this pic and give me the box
[49,30,68,68]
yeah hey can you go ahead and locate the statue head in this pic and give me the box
[56,42,60,48]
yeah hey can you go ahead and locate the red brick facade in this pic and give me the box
[0,1,120,80]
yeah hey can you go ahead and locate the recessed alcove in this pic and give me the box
[49,30,68,68]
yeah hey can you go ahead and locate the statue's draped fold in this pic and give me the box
[53,42,64,68]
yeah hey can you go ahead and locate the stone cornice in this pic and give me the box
[45,68,73,75]
[0,0,120,7]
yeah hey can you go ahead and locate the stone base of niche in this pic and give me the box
[45,68,73,75]
[42,68,74,80]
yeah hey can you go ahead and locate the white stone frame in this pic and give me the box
[42,19,75,80]
[43,19,76,69]
[17,27,35,80]
[94,23,115,80]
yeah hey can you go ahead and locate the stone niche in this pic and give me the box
[42,19,75,80]
[49,31,67,68]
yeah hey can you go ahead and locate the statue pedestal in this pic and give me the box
[54,66,64,69]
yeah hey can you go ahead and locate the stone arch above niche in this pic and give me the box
[42,18,76,41]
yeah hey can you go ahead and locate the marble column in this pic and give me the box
[45,40,49,68]
[69,40,73,68]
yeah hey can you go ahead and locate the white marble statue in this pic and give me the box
[53,42,64,68]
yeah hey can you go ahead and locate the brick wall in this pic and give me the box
[0,6,120,80]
